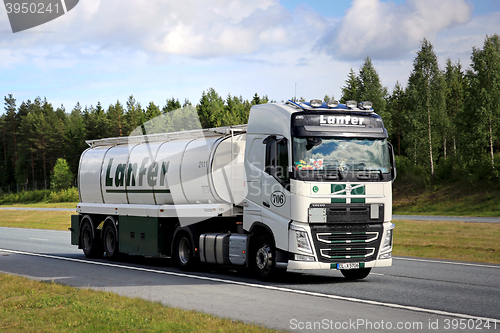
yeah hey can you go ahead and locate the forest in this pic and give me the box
[1,34,499,192]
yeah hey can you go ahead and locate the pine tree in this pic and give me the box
[197,90,212,128]
[64,102,87,176]
[124,95,145,135]
[107,101,125,137]
[2,95,17,185]
[162,98,181,114]
[358,57,391,134]
[340,69,360,103]
[251,93,261,105]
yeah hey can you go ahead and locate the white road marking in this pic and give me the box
[394,257,500,269]
[29,238,49,241]
[1,248,498,324]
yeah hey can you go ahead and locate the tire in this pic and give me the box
[103,223,119,260]
[341,268,371,280]
[173,232,198,270]
[251,234,278,280]
[81,219,103,259]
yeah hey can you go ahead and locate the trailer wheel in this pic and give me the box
[173,233,197,270]
[251,234,278,280]
[103,223,119,260]
[341,268,371,280]
[81,219,103,259]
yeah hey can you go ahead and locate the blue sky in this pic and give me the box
[0,0,499,113]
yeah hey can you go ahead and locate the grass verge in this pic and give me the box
[0,188,78,205]
[393,219,500,264]
[0,202,77,209]
[393,181,500,217]
[0,273,280,333]
[0,210,74,230]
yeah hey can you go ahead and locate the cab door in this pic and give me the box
[260,136,291,250]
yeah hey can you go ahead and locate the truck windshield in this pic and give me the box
[292,137,390,173]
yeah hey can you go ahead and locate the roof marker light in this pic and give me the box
[360,101,373,110]
[310,99,322,107]
[327,100,338,108]
[346,100,357,109]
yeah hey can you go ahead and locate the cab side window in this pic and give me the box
[264,136,290,190]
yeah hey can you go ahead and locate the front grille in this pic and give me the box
[310,224,383,263]
[320,247,375,259]
[317,232,378,244]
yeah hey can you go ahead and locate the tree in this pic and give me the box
[124,95,144,135]
[196,88,224,128]
[387,82,406,156]
[51,158,73,190]
[162,98,181,114]
[340,69,360,103]
[144,101,161,121]
[468,34,500,170]
[64,103,87,176]
[197,90,213,128]
[406,39,447,176]
[1,94,17,185]
[444,59,466,158]
[323,94,334,102]
[107,101,125,137]
[357,57,391,134]
[251,93,261,105]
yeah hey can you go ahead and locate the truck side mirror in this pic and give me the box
[388,142,397,182]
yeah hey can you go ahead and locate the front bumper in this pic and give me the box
[287,257,393,270]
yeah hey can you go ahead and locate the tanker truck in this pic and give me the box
[70,99,396,280]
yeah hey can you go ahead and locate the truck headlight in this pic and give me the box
[379,223,395,258]
[291,225,313,254]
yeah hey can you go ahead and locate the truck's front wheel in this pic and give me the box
[341,268,371,280]
[251,234,280,280]
[173,233,198,270]
[81,219,103,259]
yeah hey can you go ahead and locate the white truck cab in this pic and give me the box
[242,99,395,279]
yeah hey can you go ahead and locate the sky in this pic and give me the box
[0,0,499,113]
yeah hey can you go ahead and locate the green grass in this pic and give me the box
[0,188,78,205]
[393,219,500,264]
[393,181,500,217]
[0,202,77,209]
[0,273,281,333]
[0,210,74,230]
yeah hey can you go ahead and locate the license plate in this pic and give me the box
[337,262,360,270]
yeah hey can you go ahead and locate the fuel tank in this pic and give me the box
[78,130,246,206]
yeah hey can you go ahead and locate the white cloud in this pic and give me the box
[319,0,472,60]
[435,12,500,66]
[0,0,326,59]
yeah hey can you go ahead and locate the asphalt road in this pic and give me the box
[1,227,499,332]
